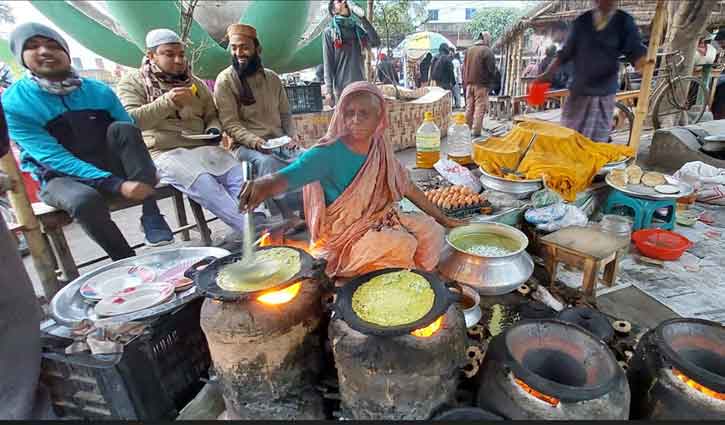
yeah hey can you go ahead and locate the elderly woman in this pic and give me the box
[239,82,463,278]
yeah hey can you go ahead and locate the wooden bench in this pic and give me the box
[10,185,214,282]
[512,89,641,122]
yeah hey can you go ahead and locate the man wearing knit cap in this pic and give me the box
[118,29,251,236]
[215,23,305,233]
[2,23,174,260]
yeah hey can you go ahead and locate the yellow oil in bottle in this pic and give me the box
[415,111,441,169]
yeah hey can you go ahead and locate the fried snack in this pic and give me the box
[641,171,666,187]
[609,169,628,187]
[625,164,643,185]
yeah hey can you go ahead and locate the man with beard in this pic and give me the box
[215,24,304,231]
[117,29,250,235]
[2,23,173,259]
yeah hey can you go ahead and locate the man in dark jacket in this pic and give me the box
[537,0,646,142]
[418,52,433,87]
[431,44,455,91]
[2,23,173,260]
[463,31,497,136]
[376,52,399,85]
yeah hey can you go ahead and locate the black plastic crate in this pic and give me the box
[286,83,323,114]
[40,298,211,420]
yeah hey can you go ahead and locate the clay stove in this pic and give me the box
[628,318,725,420]
[197,246,327,420]
[478,320,629,420]
[330,304,467,420]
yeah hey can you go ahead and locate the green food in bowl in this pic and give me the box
[452,232,520,257]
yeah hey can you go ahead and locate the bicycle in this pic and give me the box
[623,50,711,130]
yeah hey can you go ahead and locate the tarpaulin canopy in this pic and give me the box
[397,31,456,59]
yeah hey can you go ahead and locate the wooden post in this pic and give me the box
[505,43,513,96]
[365,0,374,82]
[628,0,667,154]
[0,153,60,299]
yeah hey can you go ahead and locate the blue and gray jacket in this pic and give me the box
[1,76,133,192]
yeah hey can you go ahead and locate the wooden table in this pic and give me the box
[539,226,629,297]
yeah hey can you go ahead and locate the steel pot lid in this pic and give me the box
[193,246,321,302]
[333,268,462,337]
[704,134,725,143]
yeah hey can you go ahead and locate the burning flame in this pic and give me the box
[256,282,302,305]
[514,377,561,407]
[259,229,324,257]
[258,231,272,247]
[411,316,444,338]
[673,368,725,400]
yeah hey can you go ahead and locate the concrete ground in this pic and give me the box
[20,122,682,329]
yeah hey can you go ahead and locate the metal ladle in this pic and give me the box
[225,161,280,284]
[501,134,537,179]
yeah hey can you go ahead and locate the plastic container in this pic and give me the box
[284,83,323,114]
[40,299,211,420]
[447,113,472,165]
[416,111,441,168]
[527,81,551,106]
[631,229,692,261]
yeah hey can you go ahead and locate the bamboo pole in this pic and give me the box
[365,0,374,82]
[0,153,60,299]
[628,0,667,155]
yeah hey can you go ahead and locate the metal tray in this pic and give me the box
[50,247,230,327]
[604,173,694,201]
[479,168,543,199]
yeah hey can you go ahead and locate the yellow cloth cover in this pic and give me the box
[473,121,634,201]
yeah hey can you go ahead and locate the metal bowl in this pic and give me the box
[50,247,230,327]
[438,223,534,296]
[479,168,543,199]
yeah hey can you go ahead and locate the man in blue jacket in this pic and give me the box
[2,23,173,260]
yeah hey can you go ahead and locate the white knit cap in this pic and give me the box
[145,28,182,49]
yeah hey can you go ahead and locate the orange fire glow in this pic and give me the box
[514,377,561,406]
[673,368,725,400]
[256,282,302,305]
[260,230,324,256]
[411,316,444,338]
[258,232,272,247]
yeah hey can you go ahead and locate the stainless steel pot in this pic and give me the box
[438,223,534,296]
[458,284,482,327]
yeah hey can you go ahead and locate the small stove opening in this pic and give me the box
[521,349,587,387]
[677,349,725,378]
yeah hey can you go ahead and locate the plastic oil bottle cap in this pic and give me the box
[424,111,434,121]
[454,113,466,125]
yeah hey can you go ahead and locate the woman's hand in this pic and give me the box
[238,180,264,213]
[238,174,290,213]
[441,216,468,228]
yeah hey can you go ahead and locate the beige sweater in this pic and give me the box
[214,66,297,149]
[117,70,221,157]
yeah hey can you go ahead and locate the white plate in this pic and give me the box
[182,133,219,140]
[79,265,156,300]
[654,184,680,194]
[156,257,203,289]
[262,136,291,150]
[94,282,175,317]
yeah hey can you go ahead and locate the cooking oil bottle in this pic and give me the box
[447,113,472,165]
[415,111,440,168]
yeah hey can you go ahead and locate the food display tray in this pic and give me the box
[604,173,694,201]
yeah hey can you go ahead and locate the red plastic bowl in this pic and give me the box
[527,81,551,106]
[631,229,693,261]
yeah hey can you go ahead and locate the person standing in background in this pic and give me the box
[418,52,433,88]
[536,0,646,142]
[452,52,463,109]
[463,31,497,137]
[0,99,54,420]
[431,44,455,91]
[376,52,399,85]
[323,0,380,106]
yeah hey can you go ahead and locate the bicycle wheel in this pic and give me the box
[652,76,708,129]
[610,101,634,143]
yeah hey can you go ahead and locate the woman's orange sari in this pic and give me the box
[302,82,444,278]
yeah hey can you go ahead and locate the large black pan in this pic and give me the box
[332,268,462,337]
[186,246,324,302]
